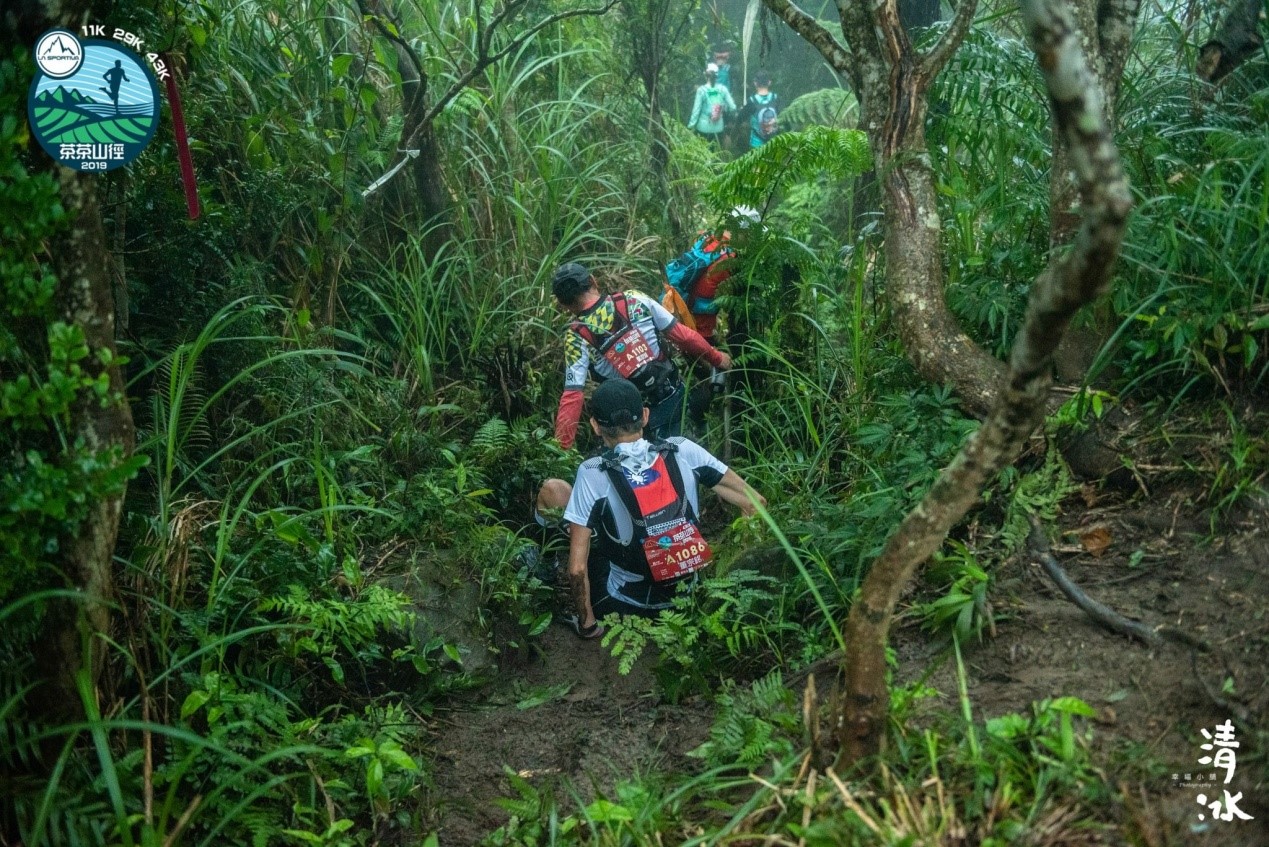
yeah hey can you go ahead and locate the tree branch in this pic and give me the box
[364,0,616,196]
[761,0,852,72]
[919,0,979,79]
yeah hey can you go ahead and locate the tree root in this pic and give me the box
[1026,516,1210,652]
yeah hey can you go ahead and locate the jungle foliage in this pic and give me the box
[1,0,1266,843]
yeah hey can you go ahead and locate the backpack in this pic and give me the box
[570,292,678,399]
[749,92,778,140]
[598,441,712,583]
[663,235,731,306]
[756,104,778,139]
[705,86,725,122]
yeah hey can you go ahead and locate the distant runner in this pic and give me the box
[688,63,737,148]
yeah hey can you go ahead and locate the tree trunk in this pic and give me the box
[840,0,1133,763]
[32,172,136,729]
[2,1,136,731]
[1197,0,1265,83]
[767,0,1003,418]
[1048,0,1140,381]
[359,0,453,256]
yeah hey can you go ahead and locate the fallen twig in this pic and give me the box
[1191,651,1253,726]
[1027,517,1209,652]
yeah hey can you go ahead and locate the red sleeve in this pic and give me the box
[554,389,585,449]
[666,322,725,367]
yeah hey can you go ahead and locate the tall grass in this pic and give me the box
[1110,58,1269,397]
[352,40,664,405]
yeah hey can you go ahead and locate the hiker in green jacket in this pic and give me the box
[688,63,737,147]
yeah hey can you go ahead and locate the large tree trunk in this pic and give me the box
[767,0,1004,418]
[2,1,136,732]
[33,173,136,729]
[1048,0,1140,381]
[765,0,1132,765]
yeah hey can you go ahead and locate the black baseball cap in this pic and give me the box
[551,262,592,303]
[590,379,645,427]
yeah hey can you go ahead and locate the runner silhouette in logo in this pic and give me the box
[101,59,129,113]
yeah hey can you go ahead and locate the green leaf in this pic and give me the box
[985,713,1028,739]
[331,54,354,79]
[381,748,419,771]
[515,683,573,710]
[179,689,210,720]
[367,758,385,797]
[584,799,633,823]
[1047,696,1095,717]
[443,643,462,664]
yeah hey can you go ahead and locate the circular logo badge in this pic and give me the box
[614,342,626,353]
[658,536,672,549]
[27,34,160,172]
[35,30,83,78]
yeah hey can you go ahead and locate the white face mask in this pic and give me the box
[613,439,655,473]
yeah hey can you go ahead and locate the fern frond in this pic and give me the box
[470,417,511,455]
[703,126,872,213]
[780,87,860,131]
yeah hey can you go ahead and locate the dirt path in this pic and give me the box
[425,493,1267,845]
[425,625,714,845]
[893,493,1269,844]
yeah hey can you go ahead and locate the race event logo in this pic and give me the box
[27,27,166,172]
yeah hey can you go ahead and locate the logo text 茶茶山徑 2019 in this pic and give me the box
[27,26,170,172]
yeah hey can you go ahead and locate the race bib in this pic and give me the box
[643,518,712,583]
[710,103,723,122]
[602,325,656,378]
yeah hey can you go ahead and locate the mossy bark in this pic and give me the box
[3,1,137,732]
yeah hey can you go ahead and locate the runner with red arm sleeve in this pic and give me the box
[550,262,731,450]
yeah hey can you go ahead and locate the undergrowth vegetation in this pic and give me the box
[2,0,1266,844]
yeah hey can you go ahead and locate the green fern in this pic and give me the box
[779,87,861,130]
[689,671,798,768]
[470,416,512,456]
[999,448,1079,553]
[601,614,656,675]
[703,126,872,213]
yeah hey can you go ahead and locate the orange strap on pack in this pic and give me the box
[661,284,697,330]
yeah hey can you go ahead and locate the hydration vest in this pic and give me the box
[570,292,678,402]
[598,440,712,584]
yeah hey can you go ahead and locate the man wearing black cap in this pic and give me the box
[555,378,765,637]
[551,261,731,451]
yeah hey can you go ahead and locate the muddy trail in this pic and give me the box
[423,492,1268,846]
